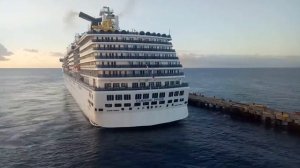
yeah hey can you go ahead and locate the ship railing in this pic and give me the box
[94,64,182,68]
[94,56,178,60]
[93,72,185,78]
[91,39,172,45]
[93,82,189,91]
[86,30,172,39]
[93,47,176,52]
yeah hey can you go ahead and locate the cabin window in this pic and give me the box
[124,103,131,107]
[113,83,120,88]
[121,83,128,88]
[156,82,161,87]
[174,99,178,102]
[180,98,184,102]
[104,83,111,88]
[179,91,184,96]
[168,100,172,103]
[135,94,142,100]
[107,95,114,101]
[132,83,138,88]
[143,102,149,105]
[159,101,165,104]
[134,103,141,106]
[169,92,173,97]
[140,82,146,87]
[152,93,158,98]
[151,101,157,105]
[149,82,154,87]
[116,95,122,100]
[143,93,149,99]
[105,104,112,107]
[174,91,179,96]
[159,92,165,98]
[124,94,131,100]
[115,103,122,107]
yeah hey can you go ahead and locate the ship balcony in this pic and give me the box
[93,82,189,91]
[94,56,178,60]
[93,47,176,52]
[91,39,172,45]
[87,30,172,39]
[94,72,185,78]
[94,64,183,69]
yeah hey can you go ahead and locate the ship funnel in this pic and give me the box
[79,7,119,31]
[79,12,96,22]
[79,12,102,29]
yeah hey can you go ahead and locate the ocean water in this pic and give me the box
[0,68,300,168]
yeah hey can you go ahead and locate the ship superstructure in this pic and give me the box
[61,6,189,127]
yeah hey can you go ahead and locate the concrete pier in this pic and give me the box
[188,93,300,133]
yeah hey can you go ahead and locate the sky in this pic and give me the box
[0,0,300,68]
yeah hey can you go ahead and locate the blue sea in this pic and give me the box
[0,68,300,168]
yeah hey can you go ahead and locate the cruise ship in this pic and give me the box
[61,6,189,127]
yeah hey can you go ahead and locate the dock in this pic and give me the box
[188,93,300,132]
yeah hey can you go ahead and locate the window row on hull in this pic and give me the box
[93,47,175,52]
[103,99,187,111]
[91,39,172,45]
[104,80,180,88]
[80,51,176,59]
[93,55,178,60]
[92,83,188,91]
[80,61,180,67]
[81,64,183,69]
[107,90,184,101]
[80,70,184,78]
[94,73,184,78]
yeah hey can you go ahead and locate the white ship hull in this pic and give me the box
[64,74,189,128]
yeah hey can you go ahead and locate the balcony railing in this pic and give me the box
[64,72,187,91]
[86,30,172,38]
[91,39,172,45]
[94,64,183,69]
[94,56,178,60]
[95,72,185,78]
[93,83,189,91]
[93,47,175,52]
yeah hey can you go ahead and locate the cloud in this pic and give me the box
[50,51,64,57]
[0,43,13,61]
[0,57,9,61]
[178,51,300,68]
[24,48,39,53]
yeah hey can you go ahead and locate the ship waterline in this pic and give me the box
[61,6,189,127]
